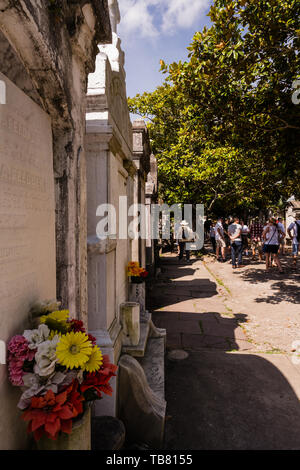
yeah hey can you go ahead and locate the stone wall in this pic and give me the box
[0,71,56,450]
[132,120,152,268]
[286,202,300,231]
[85,0,138,417]
[0,0,111,321]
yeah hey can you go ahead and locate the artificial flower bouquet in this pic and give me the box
[7,301,117,442]
[127,261,149,284]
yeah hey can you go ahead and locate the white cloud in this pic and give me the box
[118,0,159,39]
[118,0,210,39]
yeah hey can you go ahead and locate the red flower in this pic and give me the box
[81,355,117,399]
[67,320,96,345]
[68,319,86,333]
[88,334,97,345]
[140,270,149,278]
[22,380,83,441]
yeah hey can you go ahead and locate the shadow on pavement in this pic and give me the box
[150,253,300,449]
[165,350,300,449]
[240,259,300,304]
[148,257,218,311]
[153,311,248,351]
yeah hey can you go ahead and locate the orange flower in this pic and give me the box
[128,262,139,268]
[22,380,83,441]
[127,261,141,276]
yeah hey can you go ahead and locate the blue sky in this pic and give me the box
[118,0,213,98]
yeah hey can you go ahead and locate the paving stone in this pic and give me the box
[150,253,300,449]
[154,319,202,335]
[178,312,205,321]
[152,311,180,321]
[166,333,182,348]
[165,349,300,449]
[182,334,232,351]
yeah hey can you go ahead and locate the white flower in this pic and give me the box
[30,300,61,316]
[23,324,50,350]
[18,370,77,410]
[34,335,59,377]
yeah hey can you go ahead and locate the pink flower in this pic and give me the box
[7,335,36,386]
[8,335,35,361]
[8,360,24,386]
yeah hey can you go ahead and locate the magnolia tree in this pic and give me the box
[129,0,300,216]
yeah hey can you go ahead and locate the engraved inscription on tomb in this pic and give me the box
[0,72,56,337]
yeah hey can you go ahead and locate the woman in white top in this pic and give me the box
[262,218,284,272]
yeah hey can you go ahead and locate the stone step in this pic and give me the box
[122,319,150,358]
[137,336,166,403]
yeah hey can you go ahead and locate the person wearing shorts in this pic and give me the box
[262,218,284,273]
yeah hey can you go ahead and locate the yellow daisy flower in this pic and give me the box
[49,330,62,340]
[83,346,103,373]
[56,332,93,369]
[40,309,69,324]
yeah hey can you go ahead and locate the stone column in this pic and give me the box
[86,46,134,418]
[85,129,120,417]
[145,154,158,272]
[132,120,151,269]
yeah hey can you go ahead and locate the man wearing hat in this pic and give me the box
[177,220,194,261]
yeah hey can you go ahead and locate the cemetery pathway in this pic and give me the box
[148,253,300,450]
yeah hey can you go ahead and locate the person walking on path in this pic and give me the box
[209,222,216,253]
[277,218,286,255]
[262,218,284,273]
[250,218,264,261]
[287,218,300,268]
[228,217,244,269]
[215,218,226,262]
[241,220,250,256]
[177,220,194,262]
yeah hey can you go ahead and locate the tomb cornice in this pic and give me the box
[0,0,112,128]
[86,112,133,164]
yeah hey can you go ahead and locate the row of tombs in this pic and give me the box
[0,0,166,450]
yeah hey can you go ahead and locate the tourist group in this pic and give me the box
[203,217,300,273]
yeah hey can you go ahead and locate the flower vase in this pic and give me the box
[129,281,145,315]
[36,407,91,450]
[130,276,144,284]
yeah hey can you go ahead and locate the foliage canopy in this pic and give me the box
[128,0,300,216]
